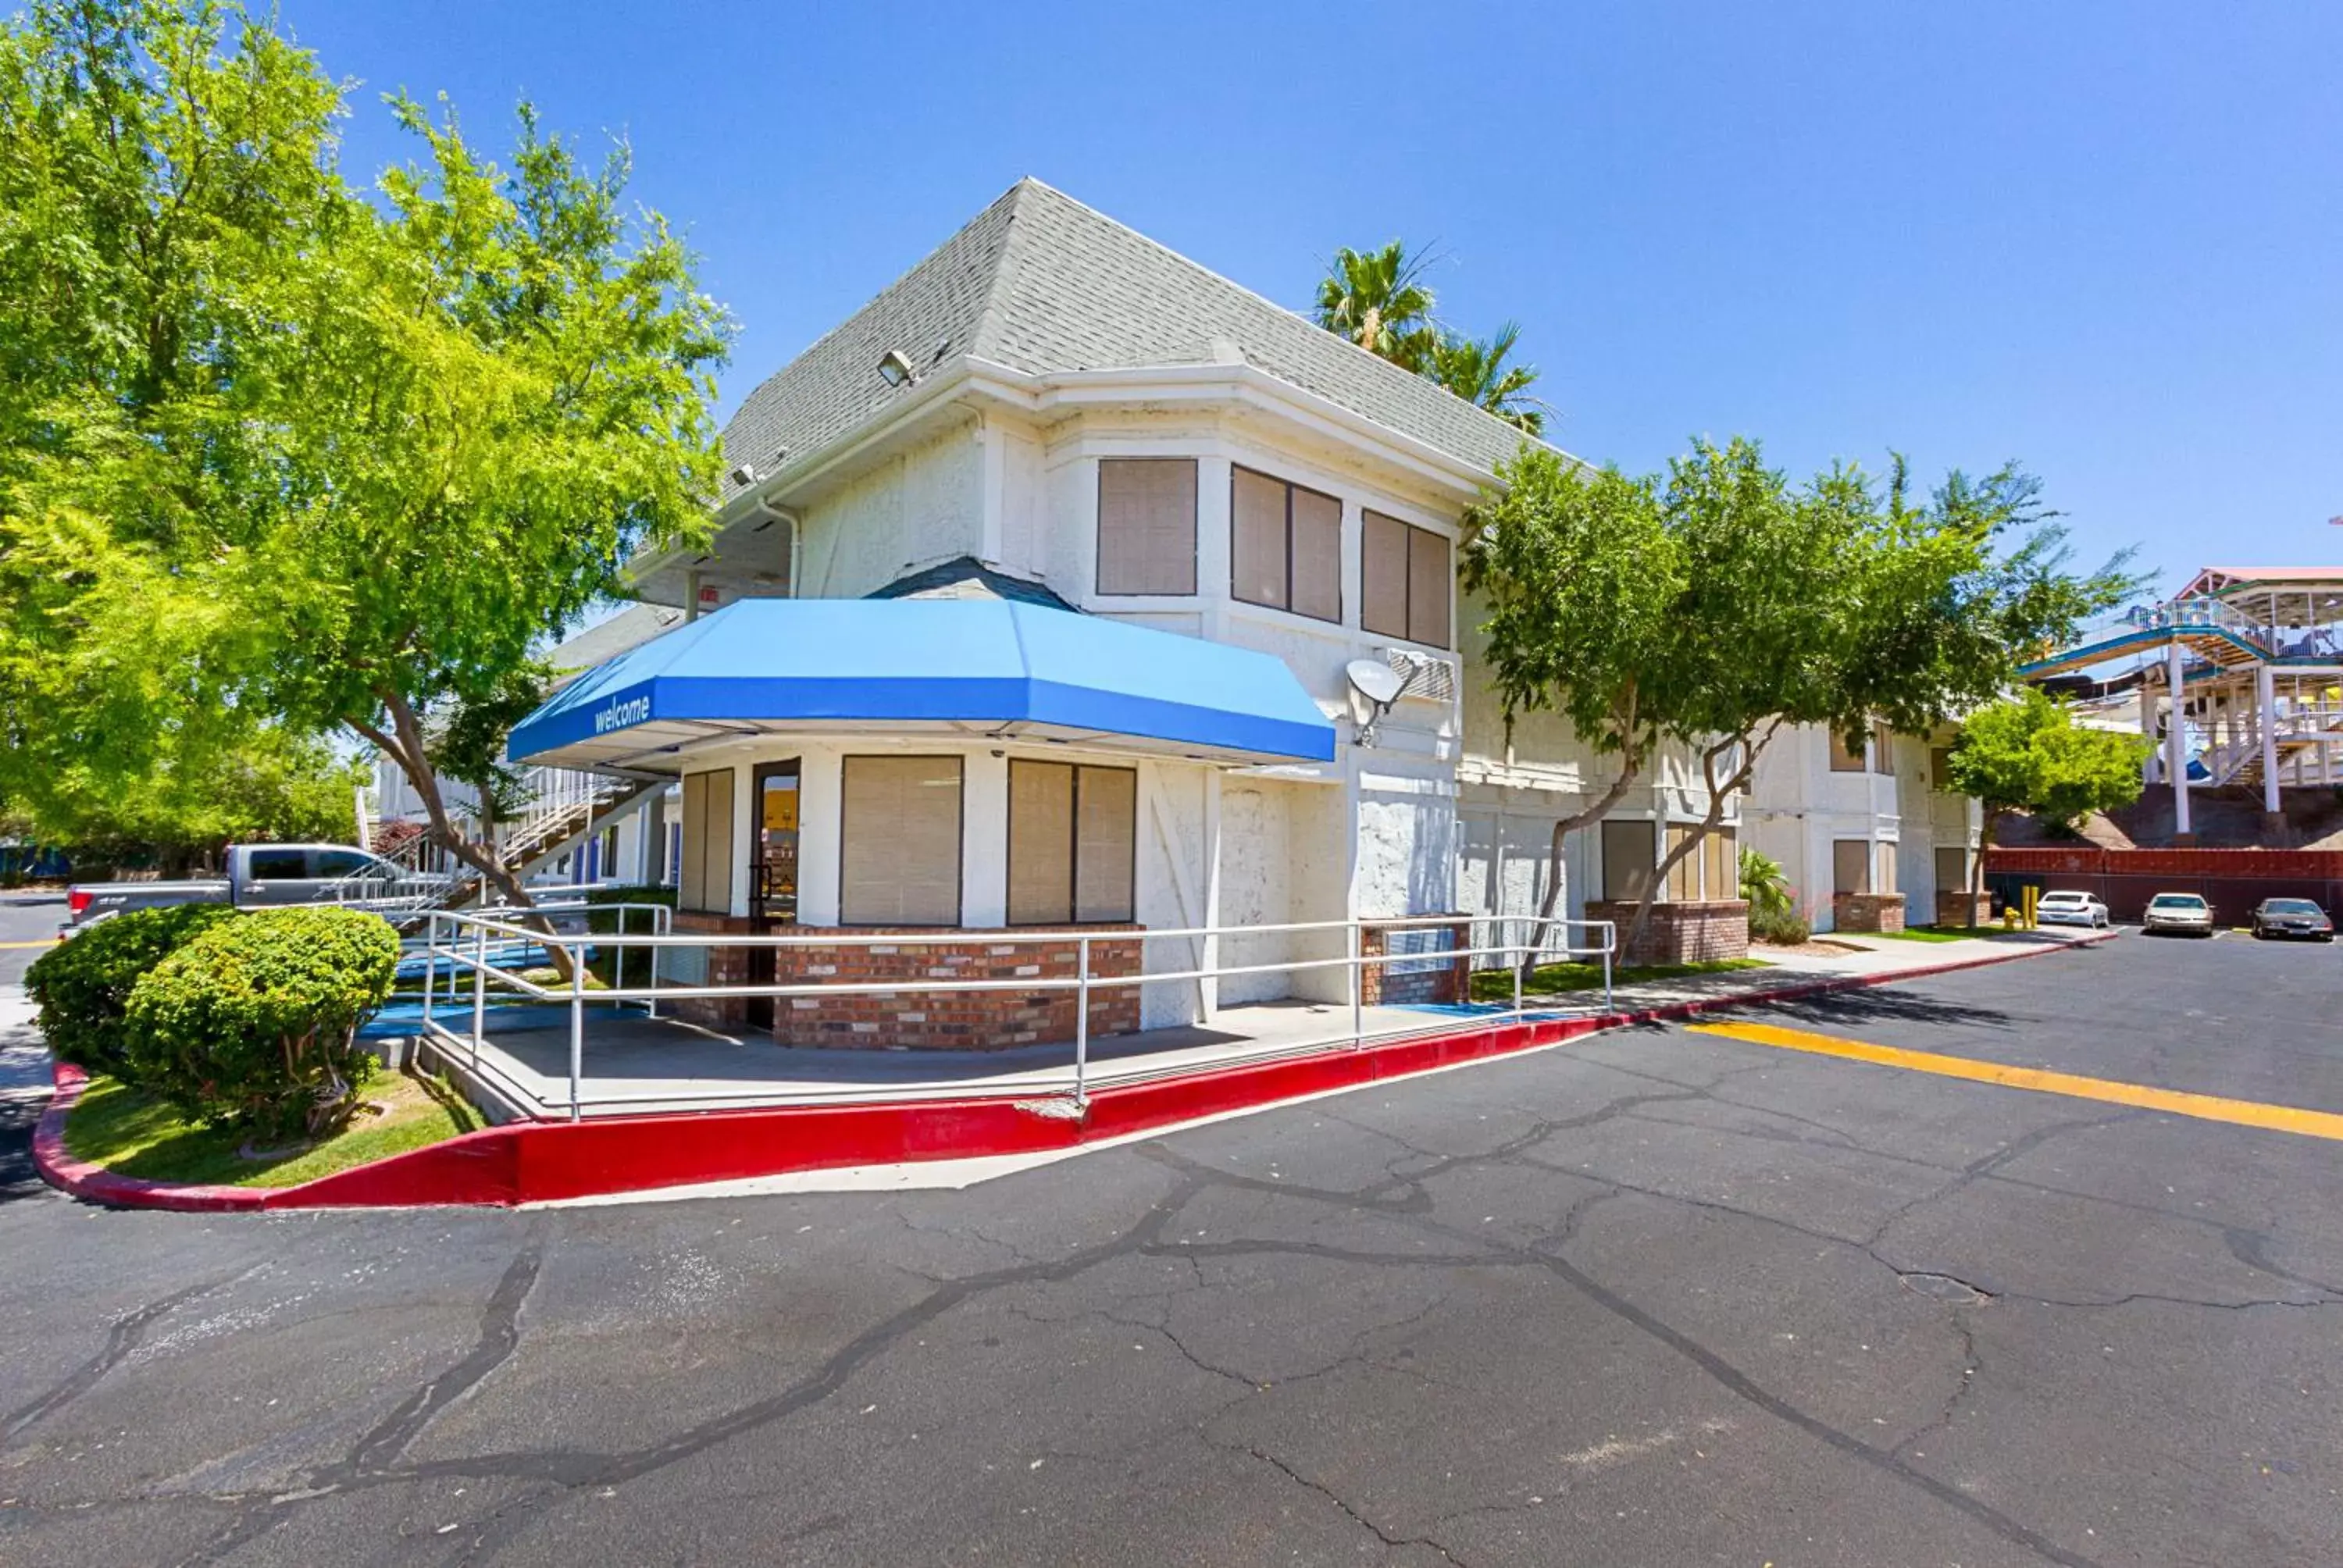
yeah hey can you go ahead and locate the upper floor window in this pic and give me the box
[1096,458,1196,596]
[1828,730,1866,772]
[1871,720,1896,775]
[1232,465,1340,623]
[1361,511,1452,648]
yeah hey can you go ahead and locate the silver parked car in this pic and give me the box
[2142,892,2215,938]
[2035,889,2110,928]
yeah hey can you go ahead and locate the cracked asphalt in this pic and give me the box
[3,927,2341,1566]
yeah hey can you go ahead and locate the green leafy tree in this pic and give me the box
[1314,241,1439,371]
[1945,688,2149,896]
[1464,439,2138,961]
[0,1,730,917]
[1427,323,1544,434]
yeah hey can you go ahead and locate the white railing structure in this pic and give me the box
[413,911,1616,1124]
[499,765,640,867]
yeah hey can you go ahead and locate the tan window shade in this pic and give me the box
[680,768,734,914]
[841,756,961,925]
[1874,842,1899,895]
[1935,846,1969,895]
[1289,485,1342,622]
[1408,526,1451,648]
[1231,467,1289,610]
[1666,825,1698,901]
[1705,827,1737,902]
[679,770,706,911]
[1074,766,1136,922]
[1929,746,1954,790]
[1833,839,1870,896]
[1007,761,1136,926]
[1872,721,1896,774]
[1828,730,1865,772]
[1601,818,1656,903]
[1096,459,1197,595]
[1362,510,1409,638]
[1007,761,1075,925]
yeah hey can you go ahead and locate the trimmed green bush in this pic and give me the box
[1749,904,1812,946]
[25,904,237,1074]
[123,906,401,1138]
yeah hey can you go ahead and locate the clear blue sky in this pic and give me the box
[294,1,2340,597]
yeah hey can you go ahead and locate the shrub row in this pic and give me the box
[28,905,401,1139]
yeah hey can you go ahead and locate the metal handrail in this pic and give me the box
[415,908,1617,1123]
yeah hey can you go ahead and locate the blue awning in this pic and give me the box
[506,598,1338,771]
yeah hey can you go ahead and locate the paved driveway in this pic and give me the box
[2,934,2339,1566]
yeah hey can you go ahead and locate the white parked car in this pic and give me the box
[2142,892,2216,938]
[2035,889,2110,928]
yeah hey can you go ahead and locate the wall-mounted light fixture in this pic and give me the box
[876,347,917,388]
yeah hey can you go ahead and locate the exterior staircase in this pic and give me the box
[352,765,665,914]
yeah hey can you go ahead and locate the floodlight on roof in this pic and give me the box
[877,347,917,388]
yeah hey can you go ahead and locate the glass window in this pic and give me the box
[680,768,735,914]
[841,757,961,926]
[248,849,308,881]
[1874,841,1899,894]
[313,850,371,878]
[1600,819,1656,903]
[1832,839,1871,896]
[1665,825,1696,901]
[1705,826,1738,903]
[1929,746,1955,790]
[1096,458,1197,595]
[1872,721,1896,774]
[1362,510,1453,648]
[1230,465,1341,623]
[1828,730,1866,772]
[1935,846,1969,896]
[1008,761,1136,925]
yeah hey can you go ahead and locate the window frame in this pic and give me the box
[839,754,965,928]
[1006,760,1139,927]
[1599,818,1657,903]
[1094,457,1199,597]
[1361,509,1453,649]
[1229,464,1343,625]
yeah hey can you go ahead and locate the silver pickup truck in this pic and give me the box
[64,843,456,932]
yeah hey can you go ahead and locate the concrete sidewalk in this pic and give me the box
[416,926,2117,1121]
[1565,925,2109,1012]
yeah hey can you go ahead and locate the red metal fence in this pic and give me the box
[1985,846,2343,925]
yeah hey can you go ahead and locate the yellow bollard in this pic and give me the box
[2023,886,2039,930]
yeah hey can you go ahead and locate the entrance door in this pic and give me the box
[747,762,801,1028]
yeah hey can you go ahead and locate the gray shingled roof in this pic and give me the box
[865,556,1077,612]
[718,179,1539,502]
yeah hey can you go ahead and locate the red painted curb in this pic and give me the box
[34,1062,267,1213]
[34,930,2116,1212]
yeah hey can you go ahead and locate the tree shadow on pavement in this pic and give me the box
[1718,985,2023,1034]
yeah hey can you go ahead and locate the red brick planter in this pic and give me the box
[1832,893,1906,934]
[1585,900,1751,965]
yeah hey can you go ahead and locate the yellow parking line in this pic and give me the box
[1686,1019,2343,1142]
[0,939,57,949]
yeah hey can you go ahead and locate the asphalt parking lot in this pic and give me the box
[2,929,2339,1566]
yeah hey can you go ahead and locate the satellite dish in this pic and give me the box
[1346,659,1406,707]
[1345,658,1407,745]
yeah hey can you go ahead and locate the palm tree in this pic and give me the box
[1426,322,1545,435]
[1314,242,1438,371]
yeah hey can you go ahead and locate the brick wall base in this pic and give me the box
[668,911,755,1030]
[1935,890,1992,929]
[770,927,1142,1050]
[1833,893,1907,934]
[1585,900,1751,966]
[1360,919,1470,1005]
